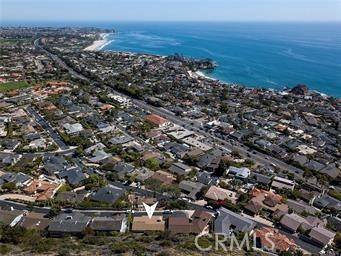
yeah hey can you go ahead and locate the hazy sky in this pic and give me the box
[1,0,341,22]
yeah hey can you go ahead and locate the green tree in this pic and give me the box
[145,158,160,171]
[334,232,341,251]
[84,174,107,190]
[2,182,16,191]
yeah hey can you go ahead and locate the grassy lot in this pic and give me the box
[0,81,31,92]
[0,38,29,45]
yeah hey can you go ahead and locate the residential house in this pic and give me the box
[205,185,238,204]
[196,171,219,186]
[249,173,272,188]
[145,114,169,128]
[214,207,256,234]
[0,172,32,187]
[0,209,23,226]
[63,123,84,135]
[48,212,91,237]
[24,179,62,201]
[299,189,319,205]
[182,137,212,152]
[244,200,263,216]
[319,164,340,179]
[150,170,176,185]
[132,216,165,232]
[308,227,336,248]
[89,185,125,205]
[112,162,135,180]
[128,194,157,211]
[90,215,128,233]
[279,213,308,233]
[227,166,251,180]
[168,210,213,234]
[1,154,22,166]
[43,155,68,175]
[178,180,204,200]
[163,142,189,159]
[55,191,87,204]
[84,143,106,155]
[271,176,295,191]
[0,138,21,152]
[18,212,50,231]
[130,168,154,182]
[247,188,288,217]
[313,194,341,211]
[327,216,341,232]
[109,135,134,146]
[88,150,111,164]
[286,199,319,215]
[169,162,192,176]
[255,227,297,252]
[58,167,87,186]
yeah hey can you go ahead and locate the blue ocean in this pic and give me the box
[101,22,341,97]
[4,21,341,97]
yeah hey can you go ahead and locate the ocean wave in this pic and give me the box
[278,48,319,64]
[265,78,279,86]
[125,31,181,46]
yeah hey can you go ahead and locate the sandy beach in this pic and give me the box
[195,71,217,81]
[84,33,111,51]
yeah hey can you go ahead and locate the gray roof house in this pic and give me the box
[109,135,134,145]
[113,162,135,174]
[63,123,84,135]
[89,215,128,233]
[327,216,341,232]
[48,212,91,237]
[249,173,272,186]
[55,191,87,203]
[286,199,319,215]
[58,167,87,186]
[169,162,192,176]
[196,171,219,186]
[313,194,341,211]
[131,168,154,182]
[178,180,204,200]
[214,207,256,234]
[279,213,308,233]
[113,162,135,179]
[227,166,251,180]
[1,172,31,187]
[0,209,24,226]
[89,185,125,205]
[88,150,111,163]
[43,155,68,175]
[308,227,336,248]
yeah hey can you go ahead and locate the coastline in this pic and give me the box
[84,33,113,51]
[195,71,217,81]
[95,34,337,99]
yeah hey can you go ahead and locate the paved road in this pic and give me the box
[26,106,68,150]
[34,38,90,82]
[0,194,36,202]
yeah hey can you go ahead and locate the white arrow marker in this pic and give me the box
[143,202,158,219]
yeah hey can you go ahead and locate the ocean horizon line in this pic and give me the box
[2,20,341,26]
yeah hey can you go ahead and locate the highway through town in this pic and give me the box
[26,106,69,150]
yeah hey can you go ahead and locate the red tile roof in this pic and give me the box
[255,227,297,252]
[145,114,168,126]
